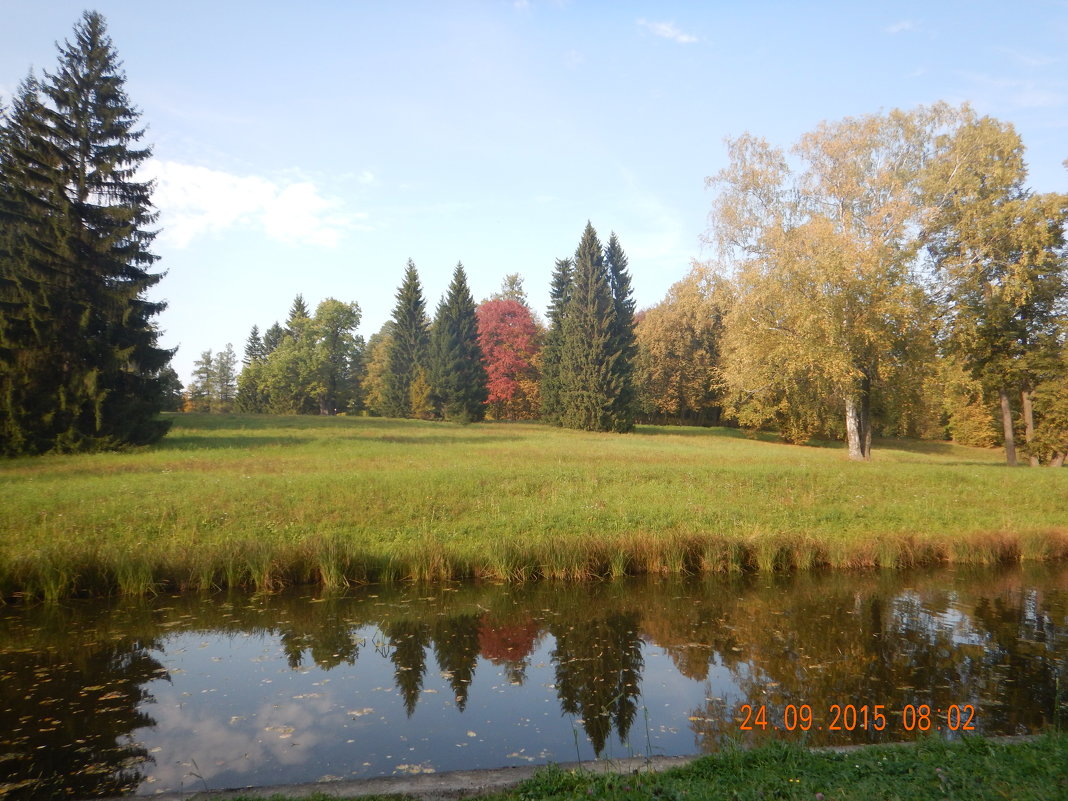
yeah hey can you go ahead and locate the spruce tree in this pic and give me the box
[604,233,637,432]
[243,325,265,366]
[539,257,573,424]
[187,349,215,413]
[236,325,268,412]
[1,12,171,453]
[0,77,71,454]
[430,262,488,422]
[262,322,284,355]
[559,222,620,431]
[47,12,171,447]
[383,260,430,418]
[285,294,310,336]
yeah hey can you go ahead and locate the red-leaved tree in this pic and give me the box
[476,298,542,420]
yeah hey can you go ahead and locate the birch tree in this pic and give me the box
[707,108,943,460]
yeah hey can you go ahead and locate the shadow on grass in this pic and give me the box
[874,437,990,457]
[634,424,791,446]
[154,434,309,450]
[633,423,1004,465]
[157,415,526,451]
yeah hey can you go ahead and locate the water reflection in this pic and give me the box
[0,605,165,797]
[0,564,1065,798]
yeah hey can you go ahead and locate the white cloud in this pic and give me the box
[884,20,917,34]
[141,160,367,249]
[358,170,376,185]
[637,19,698,44]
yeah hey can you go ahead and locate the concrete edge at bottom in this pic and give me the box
[90,735,1046,801]
[111,755,698,801]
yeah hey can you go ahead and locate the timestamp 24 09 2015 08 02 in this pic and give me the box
[738,703,978,733]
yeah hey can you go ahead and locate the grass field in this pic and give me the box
[1,413,1066,599]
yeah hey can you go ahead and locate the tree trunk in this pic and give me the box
[845,378,872,462]
[999,388,1017,466]
[1021,388,1039,466]
[1052,453,1066,468]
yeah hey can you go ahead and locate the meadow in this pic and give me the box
[1,413,1066,599]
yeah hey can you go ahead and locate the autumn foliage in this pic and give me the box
[476,298,542,420]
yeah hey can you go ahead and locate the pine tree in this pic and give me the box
[243,325,265,366]
[539,257,573,424]
[213,344,238,412]
[383,260,430,418]
[285,294,310,336]
[262,322,284,355]
[430,262,489,422]
[187,350,215,413]
[604,233,637,432]
[0,12,172,453]
[0,77,71,454]
[559,222,621,432]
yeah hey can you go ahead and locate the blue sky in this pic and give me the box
[2,1,1066,384]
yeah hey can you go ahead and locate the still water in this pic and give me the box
[1,564,1065,798]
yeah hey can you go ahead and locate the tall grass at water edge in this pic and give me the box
[1,413,1066,599]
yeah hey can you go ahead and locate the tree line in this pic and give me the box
[199,223,639,432]
[199,104,1067,466]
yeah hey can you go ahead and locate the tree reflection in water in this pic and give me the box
[550,611,643,754]
[0,604,165,800]
[0,563,1065,798]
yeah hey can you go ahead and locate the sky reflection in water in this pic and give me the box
[0,563,1065,797]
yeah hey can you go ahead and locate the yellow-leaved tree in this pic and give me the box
[922,112,1068,466]
[635,262,730,425]
[706,107,946,460]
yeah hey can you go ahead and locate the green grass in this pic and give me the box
[216,735,1068,801]
[1,413,1066,599]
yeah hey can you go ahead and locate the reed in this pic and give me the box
[1,412,1066,600]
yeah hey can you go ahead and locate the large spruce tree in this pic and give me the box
[0,12,171,454]
[604,232,638,432]
[383,260,430,418]
[430,262,488,422]
[539,257,573,424]
[558,222,620,431]
[0,78,70,454]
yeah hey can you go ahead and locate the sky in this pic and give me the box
[2,1,1067,384]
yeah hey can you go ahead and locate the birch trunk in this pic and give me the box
[999,388,1017,466]
[845,380,872,461]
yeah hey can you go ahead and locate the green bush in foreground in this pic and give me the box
[220,735,1067,801]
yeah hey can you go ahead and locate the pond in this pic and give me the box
[1,563,1066,798]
